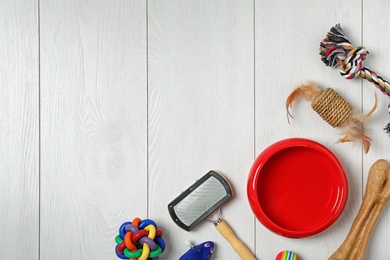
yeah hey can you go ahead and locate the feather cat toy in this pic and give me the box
[286,81,377,153]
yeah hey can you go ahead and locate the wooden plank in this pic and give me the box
[363,0,390,258]
[148,0,255,258]
[0,0,39,259]
[40,1,147,258]
[255,1,363,259]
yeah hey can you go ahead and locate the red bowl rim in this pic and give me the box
[247,138,348,238]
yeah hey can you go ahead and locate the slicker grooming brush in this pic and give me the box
[286,81,377,153]
[168,171,233,232]
[168,171,256,260]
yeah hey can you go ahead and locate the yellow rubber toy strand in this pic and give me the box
[145,224,156,239]
[138,243,150,260]
[138,225,156,260]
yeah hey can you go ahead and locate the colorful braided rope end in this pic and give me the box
[320,24,390,98]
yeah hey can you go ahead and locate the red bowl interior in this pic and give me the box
[247,138,348,238]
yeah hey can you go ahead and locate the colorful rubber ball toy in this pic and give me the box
[115,217,166,260]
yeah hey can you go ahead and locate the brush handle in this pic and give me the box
[215,219,256,260]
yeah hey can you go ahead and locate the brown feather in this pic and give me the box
[337,94,377,153]
[354,93,378,121]
[286,81,322,123]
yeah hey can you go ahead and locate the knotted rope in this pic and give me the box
[320,24,390,97]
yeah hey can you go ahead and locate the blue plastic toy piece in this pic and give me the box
[179,241,214,260]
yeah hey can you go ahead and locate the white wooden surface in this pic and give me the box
[0,0,39,258]
[40,0,147,259]
[2,0,390,259]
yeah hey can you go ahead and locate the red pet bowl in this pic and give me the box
[247,138,348,238]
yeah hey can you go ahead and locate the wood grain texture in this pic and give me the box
[255,0,364,259]
[0,0,39,259]
[148,0,255,258]
[363,0,390,258]
[40,0,146,258]
[2,0,390,259]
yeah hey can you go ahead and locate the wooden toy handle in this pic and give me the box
[215,219,256,260]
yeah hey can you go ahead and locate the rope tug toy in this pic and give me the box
[320,24,390,96]
[319,24,390,133]
[115,217,166,260]
[286,81,377,153]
